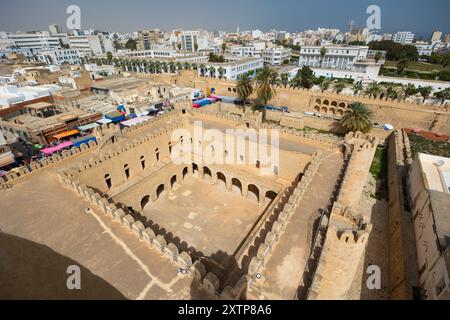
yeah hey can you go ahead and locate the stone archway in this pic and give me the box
[156,184,165,199]
[141,195,151,210]
[231,178,243,196]
[321,107,328,114]
[170,175,177,188]
[265,191,277,204]
[247,184,260,203]
[203,167,212,181]
[192,163,199,176]
[217,172,227,191]
[314,106,320,112]
[182,167,189,179]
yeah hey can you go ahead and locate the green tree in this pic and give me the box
[217,67,225,79]
[418,86,432,103]
[374,51,382,63]
[199,64,206,77]
[320,47,327,68]
[280,73,289,88]
[434,88,450,104]
[352,82,363,96]
[106,52,113,64]
[396,58,409,75]
[319,79,331,93]
[255,67,277,119]
[299,66,314,89]
[236,73,254,113]
[209,66,216,78]
[125,39,137,51]
[334,81,346,94]
[340,102,373,133]
[403,83,417,101]
[365,82,382,99]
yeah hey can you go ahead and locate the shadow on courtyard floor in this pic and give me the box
[0,231,126,300]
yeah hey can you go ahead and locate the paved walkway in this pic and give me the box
[256,150,344,300]
[0,169,192,300]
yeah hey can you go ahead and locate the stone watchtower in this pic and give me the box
[307,132,378,300]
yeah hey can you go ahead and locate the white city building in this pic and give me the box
[392,31,415,44]
[262,46,292,66]
[198,57,263,80]
[36,49,81,65]
[229,42,266,57]
[415,42,434,56]
[123,47,178,59]
[7,32,60,51]
[68,34,114,56]
[180,31,199,52]
[298,45,380,81]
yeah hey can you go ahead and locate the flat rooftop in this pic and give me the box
[418,153,450,194]
[90,77,147,91]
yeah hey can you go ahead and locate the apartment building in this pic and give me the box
[262,46,292,66]
[228,42,266,57]
[298,45,380,80]
[136,29,164,50]
[392,31,415,45]
[198,57,263,80]
[68,34,114,56]
[180,31,199,52]
[407,153,450,300]
[7,32,60,51]
[36,49,81,65]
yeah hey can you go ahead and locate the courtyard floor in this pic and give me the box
[141,176,265,260]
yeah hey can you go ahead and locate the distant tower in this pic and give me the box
[346,20,354,45]
[237,26,240,34]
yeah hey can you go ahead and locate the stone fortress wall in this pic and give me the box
[2,97,384,300]
[156,73,450,135]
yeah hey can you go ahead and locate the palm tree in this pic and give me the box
[352,82,363,96]
[192,63,198,70]
[155,61,162,73]
[280,73,289,88]
[176,62,183,71]
[217,67,225,79]
[236,73,254,114]
[269,72,279,87]
[209,66,216,78]
[161,62,168,73]
[365,82,381,99]
[403,83,417,101]
[299,66,314,89]
[199,64,206,77]
[319,79,331,93]
[340,102,373,133]
[334,81,346,94]
[384,83,397,101]
[419,86,432,103]
[320,47,327,68]
[255,67,277,120]
[168,62,175,73]
[184,62,191,70]
[397,59,408,75]
[434,88,450,104]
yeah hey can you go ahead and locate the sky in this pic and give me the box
[1,0,449,38]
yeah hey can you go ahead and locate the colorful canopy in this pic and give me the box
[52,130,79,140]
[77,123,99,132]
[41,141,73,156]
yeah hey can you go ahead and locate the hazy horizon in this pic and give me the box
[1,0,449,38]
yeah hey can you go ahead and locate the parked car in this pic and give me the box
[277,106,289,113]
